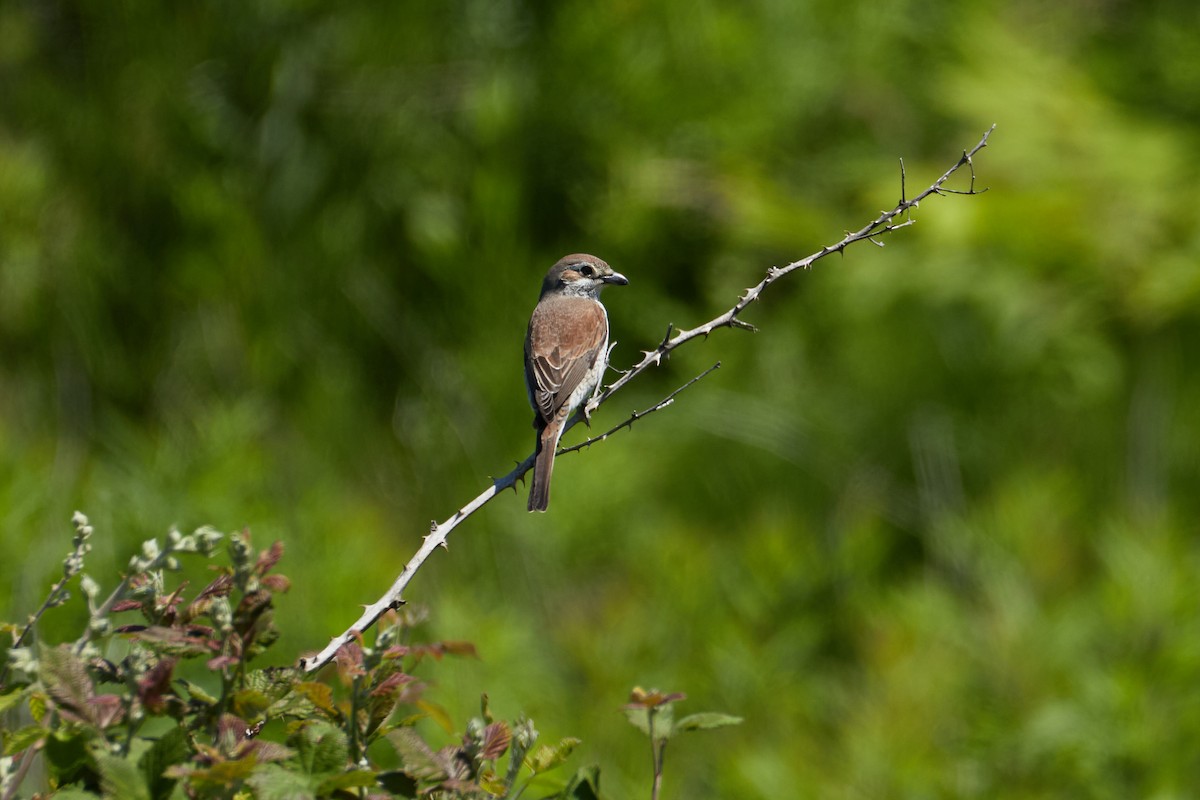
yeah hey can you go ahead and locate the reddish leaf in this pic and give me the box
[245,739,293,763]
[184,624,216,640]
[89,694,125,728]
[124,626,217,657]
[382,644,411,660]
[111,600,143,613]
[478,721,511,760]
[196,574,234,600]
[624,687,686,709]
[137,657,177,714]
[370,671,417,699]
[216,713,250,752]
[400,641,479,663]
[256,541,284,576]
[156,581,190,619]
[206,655,239,671]
[260,574,291,593]
[235,590,272,622]
[335,642,366,683]
[439,641,478,658]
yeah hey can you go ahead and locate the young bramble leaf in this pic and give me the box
[39,644,95,725]
[622,706,652,737]
[674,712,744,733]
[172,755,260,790]
[289,682,338,718]
[138,725,190,800]
[137,657,177,715]
[42,730,90,779]
[0,687,25,714]
[387,727,447,783]
[97,752,152,800]
[479,767,506,795]
[526,737,581,775]
[28,690,48,723]
[623,703,675,742]
[231,688,271,722]
[558,764,603,800]
[315,768,378,794]
[177,678,219,707]
[3,724,47,756]
[377,769,419,797]
[245,763,316,800]
[478,720,512,760]
[89,694,125,729]
[292,720,349,775]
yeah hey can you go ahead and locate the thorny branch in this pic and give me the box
[300,125,996,672]
[559,362,722,457]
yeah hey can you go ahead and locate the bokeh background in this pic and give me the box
[4,0,1200,796]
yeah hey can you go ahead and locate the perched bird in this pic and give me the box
[524,254,628,512]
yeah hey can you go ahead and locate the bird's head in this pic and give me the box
[541,254,628,298]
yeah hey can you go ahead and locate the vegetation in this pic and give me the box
[3,0,1200,796]
[3,515,736,797]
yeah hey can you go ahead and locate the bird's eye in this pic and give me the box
[578,264,594,277]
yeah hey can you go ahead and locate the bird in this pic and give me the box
[524,254,628,512]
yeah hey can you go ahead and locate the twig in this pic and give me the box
[649,709,667,800]
[559,363,721,456]
[1,744,42,800]
[587,125,994,410]
[299,125,996,673]
[0,513,93,690]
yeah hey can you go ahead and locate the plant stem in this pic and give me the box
[648,709,665,800]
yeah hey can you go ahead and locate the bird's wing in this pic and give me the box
[525,297,608,421]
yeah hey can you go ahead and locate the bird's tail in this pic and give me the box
[528,420,562,512]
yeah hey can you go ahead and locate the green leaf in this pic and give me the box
[0,686,26,714]
[386,727,447,782]
[526,737,581,775]
[177,679,219,707]
[555,764,603,800]
[97,752,152,800]
[138,725,191,800]
[3,724,47,756]
[315,768,378,793]
[43,789,99,800]
[175,755,259,790]
[289,682,338,718]
[377,769,418,797]
[673,713,744,733]
[231,688,271,721]
[43,730,92,781]
[245,762,317,800]
[622,707,651,737]
[478,768,506,795]
[39,643,95,725]
[28,690,48,723]
[291,720,349,775]
[623,704,675,741]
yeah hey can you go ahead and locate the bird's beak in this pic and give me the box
[603,272,629,286]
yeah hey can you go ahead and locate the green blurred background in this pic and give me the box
[4,0,1200,795]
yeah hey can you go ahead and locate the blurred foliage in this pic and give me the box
[0,518,590,799]
[2,0,1200,796]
